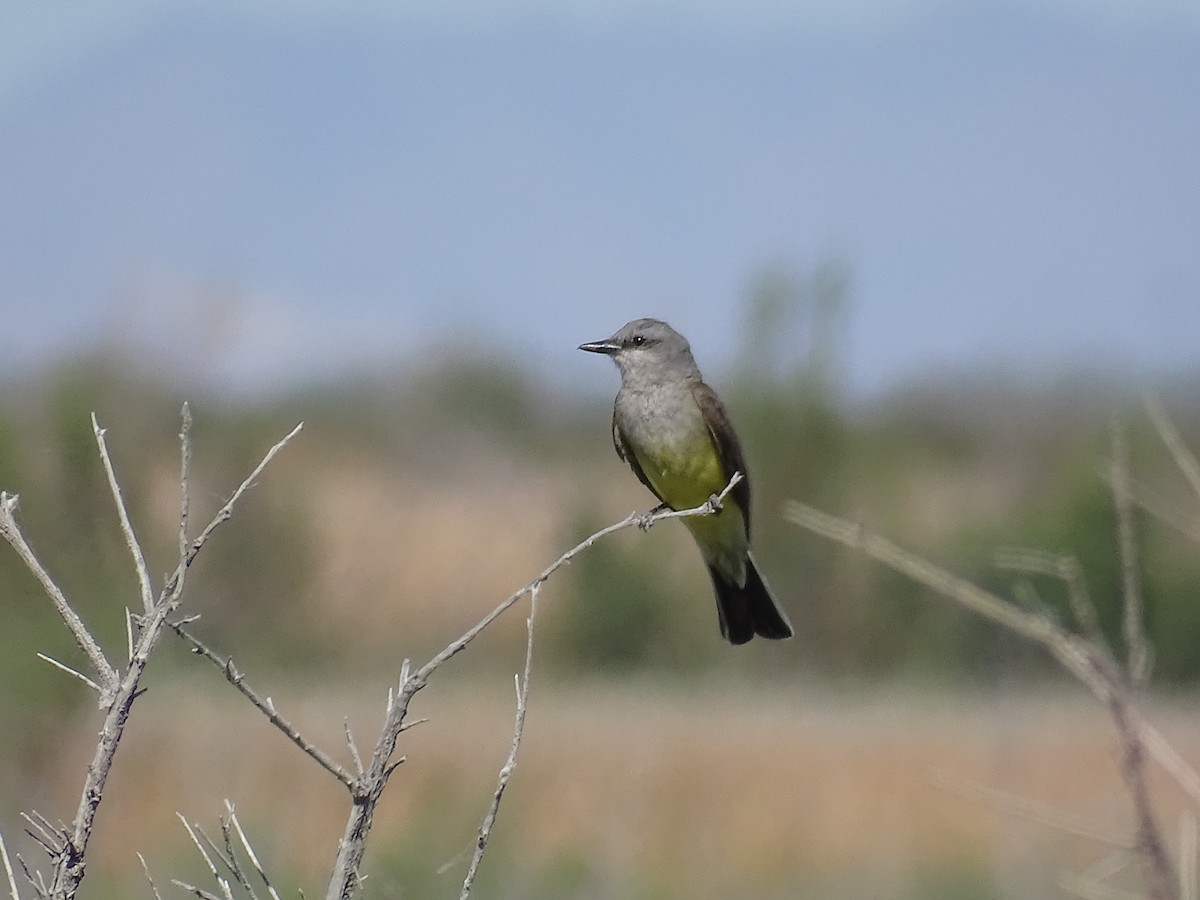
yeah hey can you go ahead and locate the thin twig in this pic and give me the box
[176,816,234,900]
[170,622,356,790]
[160,423,303,616]
[344,722,364,779]
[178,402,192,568]
[214,819,253,898]
[225,800,282,900]
[1060,870,1143,900]
[932,770,1133,847]
[18,812,62,856]
[92,413,155,615]
[783,501,1108,695]
[136,852,163,900]
[784,498,1177,899]
[177,814,220,880]
[1111,420,1151,684]
[1146,394,1200,505]
[0,829,20,900]
[413,472,743,686]
[13,856,44,900]
[460,587,538,899]
[4,413,302,900]
[170,880,225,900]
[1128,486,1200,547]
[994,547,1104,646]
[1141,720,1200,810]
[0,492,116,699]
[324,474,742,900]
[34,653,102,694]
[1181,812,1197,900]
[125,607,135,664]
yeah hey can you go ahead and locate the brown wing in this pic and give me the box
[612,408,668,506]
[691,381,753,536]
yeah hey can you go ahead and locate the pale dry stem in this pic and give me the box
[0,409,301,899]
[459,587,538,899]
[783,498,1178,899]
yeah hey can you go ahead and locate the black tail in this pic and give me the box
[708,554,794,645]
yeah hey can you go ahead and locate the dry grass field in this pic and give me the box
[9,678,1199,899]
[5,376,1200,898]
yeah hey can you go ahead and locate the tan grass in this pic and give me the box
[14,681,1200,898]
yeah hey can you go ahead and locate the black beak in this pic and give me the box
[578,338,620,354]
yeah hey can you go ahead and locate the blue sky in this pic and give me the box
[1,0,1197,397]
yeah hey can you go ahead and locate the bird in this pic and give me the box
[579,317,793,645]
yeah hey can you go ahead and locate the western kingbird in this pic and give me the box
[579,317,793,645]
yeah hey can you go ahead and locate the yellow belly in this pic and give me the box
[635,434,728,511]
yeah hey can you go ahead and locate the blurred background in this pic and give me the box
[2,1,1200,897]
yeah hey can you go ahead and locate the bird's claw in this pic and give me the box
[638,503,669,531]
[706,493,723,514]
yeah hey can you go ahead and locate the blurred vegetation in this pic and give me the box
[4,268,1200,900]
[2,266,1200,731]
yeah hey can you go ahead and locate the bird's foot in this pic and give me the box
[706,493,724,514]
[637,503,670,531]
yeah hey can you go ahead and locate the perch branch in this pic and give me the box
[323,473,743,900]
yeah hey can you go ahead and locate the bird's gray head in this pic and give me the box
[578,318,702,385]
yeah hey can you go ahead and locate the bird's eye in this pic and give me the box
[631,335,646,346]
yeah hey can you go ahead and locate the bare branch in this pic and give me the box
[224,800,282,900]
[1141,721,1200,810]
[157,422,302,619]
[0,412,303,900]
[170,622,356,790]
[186,423,302,568]
[932,770,1133,847]
[124,608,135,664]
[784,501,1109,695]
[1079,701,1164,883]
[994,547,1104,646]
[784,499,1177,899]
[170,880,226,900]
[1128,485,1200,547]
[0,829,21,900]
[0,492,116,698]
[324,474,742,899]
[413,471,743,688]
[137,852,163,900]
[1060,869,1142,900]
[92,413,155,615]
[460,586,538,899]
[178,402,193,567]
[18,813,62,856]
[1111,420,1151,683]
[34,653,102,694]
[1181,812,1197,900]
[176,815,235,900]
[215,818,254,899]
[344,723,364,779]
[1146,394,1200,505]
[13,856,45,900]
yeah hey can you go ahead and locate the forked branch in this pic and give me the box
[784,433,1180,900]
[0,407,301,899]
